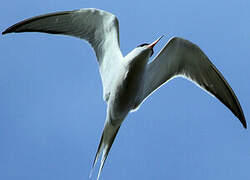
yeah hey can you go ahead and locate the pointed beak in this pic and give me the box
[148,35,164,49]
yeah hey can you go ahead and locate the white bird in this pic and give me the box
[2,8,246,180]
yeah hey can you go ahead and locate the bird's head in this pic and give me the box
[127,35,164,64]
[136,35,163,57]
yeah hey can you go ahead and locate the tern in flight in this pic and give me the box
[2,8,246,180]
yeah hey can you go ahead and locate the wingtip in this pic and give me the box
[240,114,247,129]
[2,27,13,35]
[2,30,7,35]
[242,120,247,129]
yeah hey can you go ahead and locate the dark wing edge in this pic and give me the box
[2,10,74,35]
[142,37,246,128]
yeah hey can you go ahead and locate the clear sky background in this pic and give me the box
[0,0,249,180]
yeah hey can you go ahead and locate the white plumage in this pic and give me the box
[2,8,246,180]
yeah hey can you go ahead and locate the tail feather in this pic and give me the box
[89,134,104,178]
[90,123,120,180]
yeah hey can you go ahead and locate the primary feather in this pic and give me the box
[2,8,246,180]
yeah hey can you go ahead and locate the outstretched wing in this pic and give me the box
[2,8,123,101]
[140,37,246,128]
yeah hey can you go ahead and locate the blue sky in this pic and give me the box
[0,0,249,180]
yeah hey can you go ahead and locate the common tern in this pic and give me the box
[2,8,246,180]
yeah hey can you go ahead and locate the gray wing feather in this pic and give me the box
[2,8,123,101]
[140,37,246,128]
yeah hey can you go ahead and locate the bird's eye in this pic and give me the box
[137,43,149,47]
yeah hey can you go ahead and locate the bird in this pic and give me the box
[2,8,246,180]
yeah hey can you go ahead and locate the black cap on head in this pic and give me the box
[137,43,149,47]
[137,43,154,57]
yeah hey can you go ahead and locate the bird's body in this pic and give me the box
[109,48,150,121]
[2,8,246,180]
[91,39,155,179]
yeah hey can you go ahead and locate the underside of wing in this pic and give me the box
[2,8,123,101]
[141,37,246,128]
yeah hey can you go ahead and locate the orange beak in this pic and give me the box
[148,35,164,49]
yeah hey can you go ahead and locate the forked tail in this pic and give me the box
[89,122,121,180]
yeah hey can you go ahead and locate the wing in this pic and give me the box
[2,8,123,101]
[140,37,246,128]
